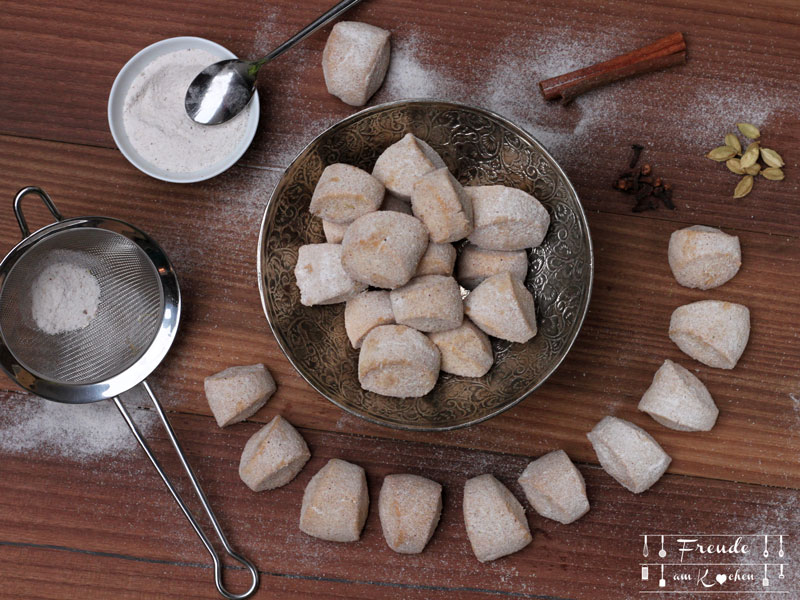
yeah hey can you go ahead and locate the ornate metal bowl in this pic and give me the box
[257,100,593,431]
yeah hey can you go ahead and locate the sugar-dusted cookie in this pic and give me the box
[518,450,589,525]
[389,275,463,333]
[300,458,369,542]
[464,271,537,343]
[587,416,671,494]
[341,211,428,289]
[463,474,532,562]
[638,360,719,431]
[310,163,384,224]
[428,319,493,377]
[456,243,528,289]
[668,225,741,290]
[204,364,275,427]
[466,185,550,251]
[322,22,391,106]
[411,167,473,243]
[239,416,311,491]
[669,300,750,369]
[294,243,366,306]
[372,133,446,200]
[358,324,441,397]
[379,474,442,554]
[344,290,395,349]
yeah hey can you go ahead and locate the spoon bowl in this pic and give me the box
[185,60,257,125]
[184,0,364,125]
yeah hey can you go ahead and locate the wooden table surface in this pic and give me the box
[1,1,799,598]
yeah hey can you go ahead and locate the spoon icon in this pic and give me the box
[185,0,364,125]
[764,535,769,559]
[643,535,649,557]
[779,535,784,558]
[659,535,667,558]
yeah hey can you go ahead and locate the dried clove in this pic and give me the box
[635,183,654,202]
[611,146,675,212]
[614,178,629,191]
[629,144,644,168]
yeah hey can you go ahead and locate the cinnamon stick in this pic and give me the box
[539,32,686,103]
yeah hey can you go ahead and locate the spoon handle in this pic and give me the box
[255,0,365,68]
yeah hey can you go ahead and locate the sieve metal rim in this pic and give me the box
[0,213,181,404]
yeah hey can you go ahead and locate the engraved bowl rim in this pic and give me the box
[256,98,594,431]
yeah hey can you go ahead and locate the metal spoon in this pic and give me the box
[186,0,364,125]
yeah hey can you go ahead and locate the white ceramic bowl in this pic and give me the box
[108,36,260,184]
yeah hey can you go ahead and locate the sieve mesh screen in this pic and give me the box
[0,228,164,385]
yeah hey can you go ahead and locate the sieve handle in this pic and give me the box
[114,382,259,600]
[13,186,63,238]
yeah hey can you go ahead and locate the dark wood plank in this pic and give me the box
[0,136,798,488]
[0,403,797,600]
[0,545,507,600]
[1,0,799,235]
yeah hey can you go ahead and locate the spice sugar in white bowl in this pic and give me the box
[108,37,260,183]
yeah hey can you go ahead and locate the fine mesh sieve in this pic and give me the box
[0,228,163,385]
[0,187,258,600]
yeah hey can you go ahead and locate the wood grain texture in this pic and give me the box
[1,0,800,597]
[0,545,502,600]
[0,136,798,489]
[1,0,799,234]
[0,404,797,600]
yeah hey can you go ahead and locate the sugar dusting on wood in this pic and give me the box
[373,29,629,165]
[0,390,156,462]
[371,27,794,175]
